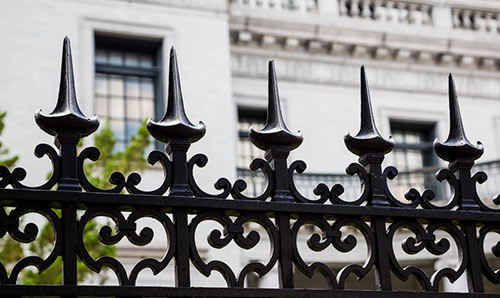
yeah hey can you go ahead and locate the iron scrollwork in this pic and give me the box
[189,211,279,287]
[188,154,231,198]
[387,220,467,291]
[77,208,175,285]
[0,206,62,284]
[291,215,376,289]
[4,36,500,297]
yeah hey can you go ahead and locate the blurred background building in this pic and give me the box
[2,0,500,292]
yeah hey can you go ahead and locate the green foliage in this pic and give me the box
[0,110,19,168]
[0,110,21,276]
[22,214,116,285]
[0,118,151,285]
[84,119,151,190]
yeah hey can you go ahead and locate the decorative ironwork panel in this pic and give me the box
[1,37,500,297]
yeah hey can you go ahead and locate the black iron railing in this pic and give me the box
[238,160,500,205]
[1,37,500,297]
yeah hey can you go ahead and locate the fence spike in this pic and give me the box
[433,74,486,211]
[344,65,394,157]
[35,36,99,137]
[147,47,206,144]
[249,60,303,151]
[145,47,206,197]
[434,74,483,163]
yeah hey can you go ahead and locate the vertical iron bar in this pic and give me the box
[372,216,392,291]
[174,209,190,287]
[277,213,294,288]
[167,141,194,197]
[56,132,81,191]
[462,221,484,292]
[62,203,77,288]
[267,146,293,202]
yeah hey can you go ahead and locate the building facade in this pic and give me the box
[2,0,500,292]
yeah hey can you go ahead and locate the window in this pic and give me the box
[94,34,163,151]
[237,108,267,168]
[390,121,436,171]
[389,121,443,200]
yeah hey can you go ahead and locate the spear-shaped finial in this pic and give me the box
[344,66,394,156]
[147,47,206,144]
[35,36,99,137]
[434,74,483,162]
[249,60,303,151]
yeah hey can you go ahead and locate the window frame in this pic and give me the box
[94,34,164,149]
[237,107,267,168]
[390,121,437,170]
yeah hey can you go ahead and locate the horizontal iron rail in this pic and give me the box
[0,285,498,298]
[1,188,500,221]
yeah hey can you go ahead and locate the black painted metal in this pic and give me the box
[1,37,500,297]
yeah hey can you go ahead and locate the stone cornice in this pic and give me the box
[229,1,500,71]
[231,49,500,99]
[105,0,228,13]
[229,22,500,71]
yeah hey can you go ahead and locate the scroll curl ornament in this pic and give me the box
[0,166,10,189]
[189,211,279,287]
[330,163,370,205]
[187,154,231,198]
[77,208,175,285]
[470,170,494,211]
[288,160,329,204]
[291,216,375,288]
[9,144,60,190]
[125,150,173,195]
[383,166,435,208]
[383,166,418,208]
[231,158,274,201]
[478,224,500,284]
[77,147,126,193]
[387,220,467,291]
[0,206,62,284]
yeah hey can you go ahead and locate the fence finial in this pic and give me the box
[249,60,303,152]
[145,47,206,197]
[35,36,99,137]
[32,37,99,191]
[147,47,206,144]
[433,74,486,211]
[434,74,483,163]
[344,66,394,157]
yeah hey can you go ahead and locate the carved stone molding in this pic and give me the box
[230,29,500,71]
[231,52,500,99]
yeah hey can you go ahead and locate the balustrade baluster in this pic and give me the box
[372,0,383,21]
[360,0,371,19]
[338,0,347,15]
[397,2,408,24]
[387,1,397,23]
[351,0,360,17]
[463,10,472,29]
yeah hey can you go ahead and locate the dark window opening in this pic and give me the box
[237,108,267,168]
[390,121,437,171]
[94,34,163,151]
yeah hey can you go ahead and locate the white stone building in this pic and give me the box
[1,0,500,292]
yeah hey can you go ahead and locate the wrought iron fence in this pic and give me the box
[238,160,500,205]
[1,37,500,297]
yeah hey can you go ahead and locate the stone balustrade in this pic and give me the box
[452,7,500,33]
[338,0,432,26]
[232,0,318,13]
[231,0,500,33]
